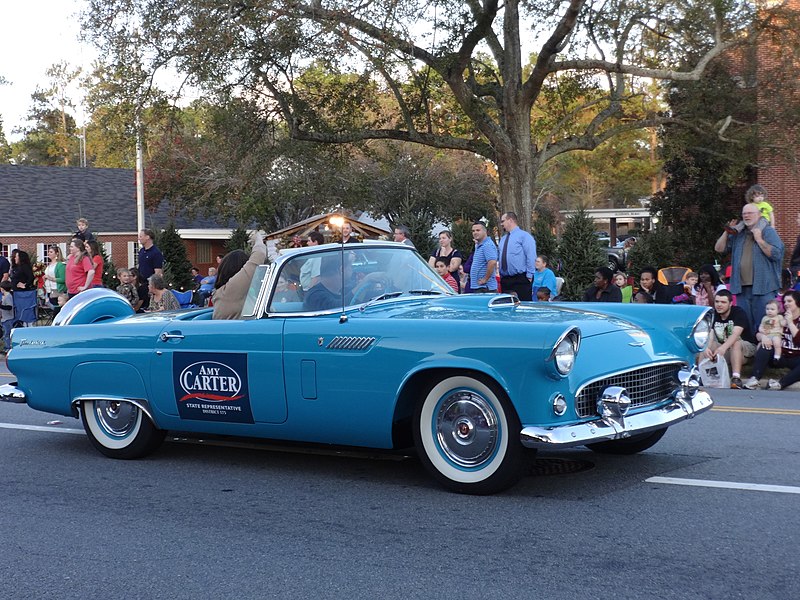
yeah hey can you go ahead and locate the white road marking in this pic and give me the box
[0,422,84,435]
[647,476,800,495]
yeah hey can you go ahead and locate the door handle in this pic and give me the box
[160,332,185,341]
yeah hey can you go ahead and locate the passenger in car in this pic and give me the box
[212,231,267,320]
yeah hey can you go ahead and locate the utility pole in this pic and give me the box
[136,121,145,233]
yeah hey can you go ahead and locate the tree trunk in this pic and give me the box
[496,113,535,231]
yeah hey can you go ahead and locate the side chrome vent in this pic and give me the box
[326,336,377,351]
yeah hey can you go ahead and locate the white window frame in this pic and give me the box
[127,241,140,269]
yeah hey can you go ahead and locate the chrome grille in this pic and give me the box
[575,362,683,418]
[326,336,376,351]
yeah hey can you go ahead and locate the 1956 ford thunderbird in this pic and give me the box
[0,241,713,494]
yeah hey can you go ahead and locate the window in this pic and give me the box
[1,243,18,259]
[196,240,212,264]
[128,242,140,268]
[39,243,67,264]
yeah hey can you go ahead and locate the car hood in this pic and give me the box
[358,295,640,338]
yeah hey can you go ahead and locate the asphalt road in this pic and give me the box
[1,365,799,600]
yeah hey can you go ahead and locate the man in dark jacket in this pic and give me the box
[583,267,622,302]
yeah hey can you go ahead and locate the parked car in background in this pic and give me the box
[1,241,712,494]
[604,236,637,272]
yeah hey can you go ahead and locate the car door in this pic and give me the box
[149,317,287,424]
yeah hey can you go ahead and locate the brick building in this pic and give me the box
[752,0,800,248]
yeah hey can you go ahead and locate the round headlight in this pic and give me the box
[692,313,711,350]
[554,337,576,375]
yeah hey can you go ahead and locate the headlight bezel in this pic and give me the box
[547,327,581,379]
[689,309,713,352]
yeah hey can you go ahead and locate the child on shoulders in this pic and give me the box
[727,184,774,234]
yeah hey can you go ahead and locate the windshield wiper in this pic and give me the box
[359,291,404,311]
[406,289,445,295]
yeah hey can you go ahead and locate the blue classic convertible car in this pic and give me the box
[0,242,713,494]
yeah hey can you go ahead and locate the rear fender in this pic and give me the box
[54,288,134,326]
[69,362,155,423]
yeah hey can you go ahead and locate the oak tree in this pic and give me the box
[83,1,777,230]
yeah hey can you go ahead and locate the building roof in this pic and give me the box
[0,164,233,235]
[0,165,391,240]
[0,164,137,234]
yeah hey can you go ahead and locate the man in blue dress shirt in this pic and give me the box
[469,222,498,293]
[498,212,537,301]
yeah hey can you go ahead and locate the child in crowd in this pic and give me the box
[684,272,698,297]
[191,267,203,287]
[0,281,14,353]
[727,184,774,234]
[536,286,552,302]
[435,258,459,293]
[759,299,786,361]
[671,272,698,304]
[116,268,140,308]
[613,271,633,303]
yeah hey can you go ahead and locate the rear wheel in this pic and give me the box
[413,375,524,494]
[81,400,165,459]
[585,427,667,455]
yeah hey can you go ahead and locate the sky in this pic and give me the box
[1,0,95,142]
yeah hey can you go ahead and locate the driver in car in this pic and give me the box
[303,254,353,311]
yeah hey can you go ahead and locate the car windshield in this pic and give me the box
[268,245,454,313]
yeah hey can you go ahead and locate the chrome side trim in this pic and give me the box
[0,383,27,404]
[520,390,713,448]
[71,396,156,424]
[326,336,377,350]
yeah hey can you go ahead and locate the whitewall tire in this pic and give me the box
[81,400,165,459]
[413,375,524,494]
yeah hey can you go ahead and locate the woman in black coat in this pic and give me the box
[10,250,35,291]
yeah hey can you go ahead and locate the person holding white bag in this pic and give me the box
[699,289,757,389]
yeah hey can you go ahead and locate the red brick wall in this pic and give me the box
[2,234,137,268]
[755,0,800,252]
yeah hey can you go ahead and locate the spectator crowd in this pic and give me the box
[3,191,800,393]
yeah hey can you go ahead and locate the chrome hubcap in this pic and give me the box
[94,401,139,438]
[435,390,498,468]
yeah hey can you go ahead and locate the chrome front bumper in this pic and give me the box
[520,390,713,449]
[0,383,27,404]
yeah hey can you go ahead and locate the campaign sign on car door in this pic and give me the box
[174,352,254,423]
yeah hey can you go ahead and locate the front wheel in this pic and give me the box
[585,427,667,455]
[413,375,524,494]
[81,400,165,459]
